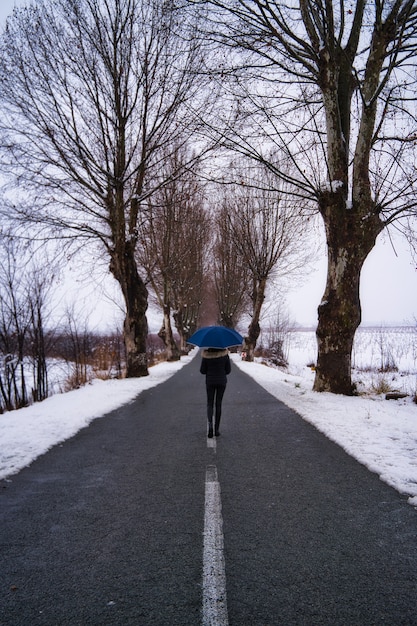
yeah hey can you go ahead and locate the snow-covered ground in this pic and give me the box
[1,329,416,508]
[0,354,195,483]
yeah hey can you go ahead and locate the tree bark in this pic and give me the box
[313,191,383,393]
[110,242,149,378]
[244,277,267,362]
[173,308,195,354]
[158,305,181,362]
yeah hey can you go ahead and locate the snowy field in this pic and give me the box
[1,327,416,508]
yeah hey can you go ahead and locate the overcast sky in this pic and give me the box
[0,0,416,326]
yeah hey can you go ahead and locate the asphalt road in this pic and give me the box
[1,355,417,625]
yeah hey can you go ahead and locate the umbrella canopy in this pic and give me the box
[187,325,243,349]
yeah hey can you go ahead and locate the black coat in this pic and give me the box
[200,349,231,386]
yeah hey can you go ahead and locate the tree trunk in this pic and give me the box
[244,277,267,362]
[173,309,190,354]
[314,260,362,395]
[110,242,149,377]
[158,306,181,362]
[313,191,383,394]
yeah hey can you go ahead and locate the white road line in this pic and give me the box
[207,435,217,451]
[202,465,229,626]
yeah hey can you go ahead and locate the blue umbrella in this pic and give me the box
[187,325,243,349]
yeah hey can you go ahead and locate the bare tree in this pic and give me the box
[139,192,182,362]
[0,248,30,411]
[28,264,57,402]
[60,306,94,389]
[213,201,251,328]
[194,0,417,393]
[0,241,56,410]
[222,164,314,361]
[138,146,209,358]
[171,195,209,351]
[259,304,294,368]
[0,0,212,377]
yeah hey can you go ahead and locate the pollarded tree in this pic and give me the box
[196,0,417,393]
[221,163,314,361]
[0,0,212,377]
[138,146,209,357]
[139,191,183,362]
[170,190,209,351]
[160,151,211,351]
[213,201,251,329]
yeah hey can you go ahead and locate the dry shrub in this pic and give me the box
[370,376,394,395]
[63,368,92,392]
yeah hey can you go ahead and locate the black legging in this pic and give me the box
[206,383,226,424]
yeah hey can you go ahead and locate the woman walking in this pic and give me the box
[200,348,231,438]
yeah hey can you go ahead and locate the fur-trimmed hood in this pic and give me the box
[201,348,229,359]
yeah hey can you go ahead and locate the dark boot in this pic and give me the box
[214,416,221,437]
